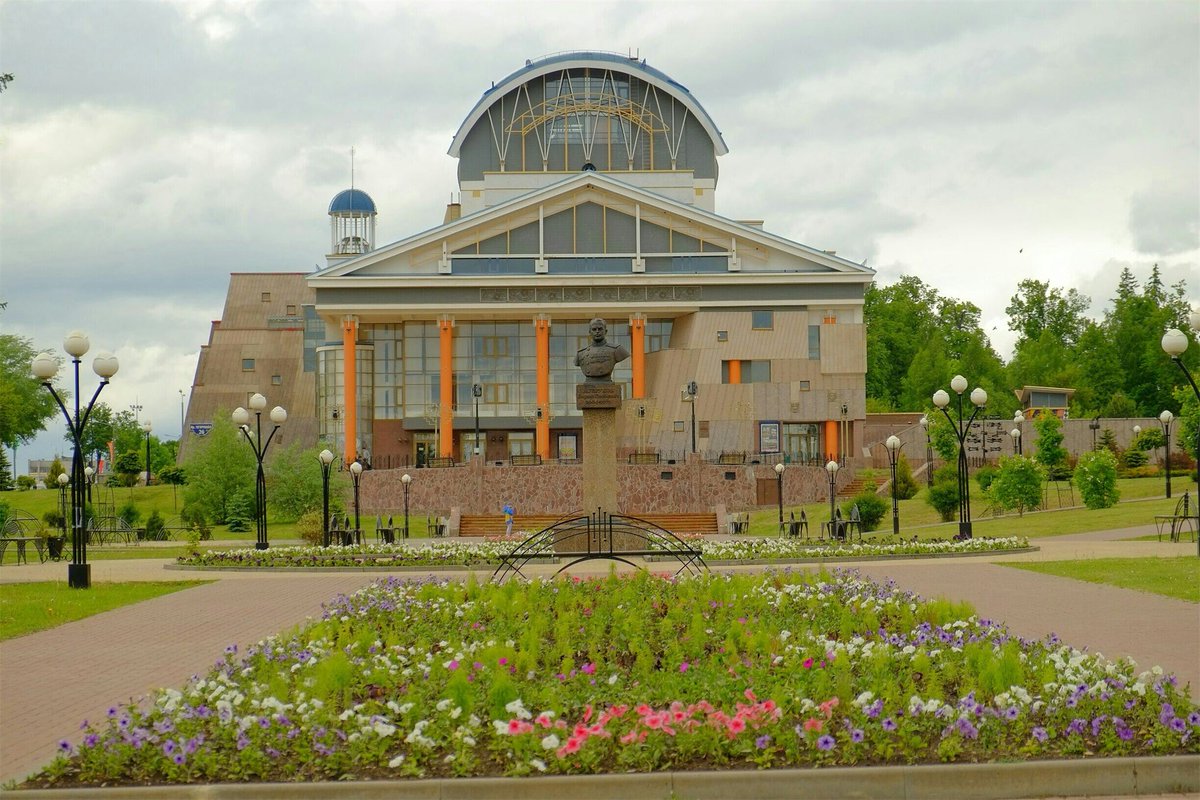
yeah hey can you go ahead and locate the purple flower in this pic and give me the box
[1032,727,1048,743]
[1159,703,1175,725]
[882,717,897,732]
[955,718,979,739]
[83,734,99,747]
[1170,718,1187,733]
[1189,711,1200,727]
[57,740,73,754]
[866,699,883,719]
[755,734,771,750]
[817,734,836,751]
[1117,725,1134,741]
[172,752,186,766]
[162,740,176,756]
[850,728,865,743]
[1004,706,1019,721]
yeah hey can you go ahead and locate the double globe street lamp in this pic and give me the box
[318,449,335,547]
[933,375,987,540]
[232,394,286,550]
[885,435,904,536]
[32,330,119,589]
[1161,315,1200,556]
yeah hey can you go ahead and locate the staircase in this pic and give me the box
[837,474,886,498]
[458,512,719,537]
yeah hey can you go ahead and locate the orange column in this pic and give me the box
[438,316,454,458]
[825,419,838,462]
[341,317,358,465]
[629,314,646,399]
[727,359,742,385]
[535,316,551,459]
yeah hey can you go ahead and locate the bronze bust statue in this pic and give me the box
[575,318,630,383]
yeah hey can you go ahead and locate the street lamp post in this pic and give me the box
[232,394,287,550]
[1089,416,1101,451]
[33,331,119,589]
[885,435,904,536]
[349,461,363,544]
[1161,317,1200,556]
[774,463,785,533]
[179,389,186,437]
[933,375,987,540]
[472,383,483,461]
[686,381,698,454]
[1010,427,1022,456]
[83,465,95,506]
[318,449,334,547]
[1159,410,1174,500]
[919,415,933,488]
[57,473,69,535]
[825,459,840,538]
[401,473,412,539]
[142,419,153,486]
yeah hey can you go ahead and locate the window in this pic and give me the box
[808,326,820,360]
[242,358,255,371]
[798,381,811,391]
[286,305,297,316]
[722,360,771,384]
[261,292,271,302]
[716,330,728,342]
[271,374,282,385]
[751,310,773,330]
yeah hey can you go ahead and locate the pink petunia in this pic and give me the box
[728,718,746,734]
[679,661,690,673]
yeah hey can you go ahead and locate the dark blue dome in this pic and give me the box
[328,189,376,215]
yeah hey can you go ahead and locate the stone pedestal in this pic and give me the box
[581,408,618,514]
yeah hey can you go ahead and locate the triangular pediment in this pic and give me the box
[311,172,872,281]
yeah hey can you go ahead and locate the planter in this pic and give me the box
[45,535,66,561]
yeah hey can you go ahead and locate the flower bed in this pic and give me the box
[174,536,1030,570]
[33,570,1197,788]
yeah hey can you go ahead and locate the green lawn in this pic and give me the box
[997,557,1200,602]
[0,580,211,640]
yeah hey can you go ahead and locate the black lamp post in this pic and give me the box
[1010,427,1022,456]
[401,473,412,539]
[1158,410,1174,500]
[919,415,933,488]
[349,460,363,544]
[32,331,118,589]
[472,383,482,461]
[885,435,904,536]
[1161,319,1200,556]
[1090,416,1101,451]
[232,394,286,550]
[83,465,95,506]
[142,419,153,486]
[56,473,69,535]
[825,459,840,537]
[774,462,785,533]
[318,448,334,547]
[933,375,987,540]
[686,381,698,454]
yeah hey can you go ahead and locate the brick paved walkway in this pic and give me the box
[0,529,1196,789]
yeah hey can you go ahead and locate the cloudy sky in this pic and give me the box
[2,0,1197,463]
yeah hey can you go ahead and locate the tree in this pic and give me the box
[0,335,59,450]
[114,450,142,487]
[1173,385,1199,462]
[0,446,12,491]
[899,338,952,411]
[1005,279,1090,348]
[266,442,346,523]
[1032,411,1068,479]
[1075,450,1120,509]
[182,413,255,525]
[865,276,942,409]
[1100,391,1137,419]
[988,455,1045,516]
[893,452,919,500]
[46,457,66,486]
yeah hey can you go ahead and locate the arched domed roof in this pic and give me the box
[328,189,377,215]
[448,51,728,158]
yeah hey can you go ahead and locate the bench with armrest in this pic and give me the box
[1155,492,1196,543]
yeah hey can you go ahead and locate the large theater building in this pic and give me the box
[188,52,871,490]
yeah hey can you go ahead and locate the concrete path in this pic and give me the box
[1,529,1197,790]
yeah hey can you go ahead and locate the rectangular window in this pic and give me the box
[242,358,255,371]
[271,374,282,385]
[751,310,773,330]
[722,360,771,384]
[261,292,271,302]
[286,305,297,316]
[798,380,811,391]
[716,330,728,342]
[808,326,821,360]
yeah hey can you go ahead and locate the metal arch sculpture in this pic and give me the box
[492,509,708,583]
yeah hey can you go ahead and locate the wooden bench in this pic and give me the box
[1155,492,1196,542]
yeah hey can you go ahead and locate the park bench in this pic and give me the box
[1155,492,1196,543]
[1,513,50,564]
[510,454,542,466]
[784,510,809,539]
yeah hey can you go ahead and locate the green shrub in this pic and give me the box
[988,456,1044,516]
[180,504,212,540]
[1121,448,1148,469]
[932,463,959,485]
[117,499,141,528]
[893,453,920,500]
[144,510,166,540]
[926,481,960,522]
[1075,449,1120,509]
[16,475,35,491]
[974,465,998,493]
[42,509,65,530]
[842,491,887,531]
[297,509,325,546]
[226,491,254,532]
[0,499,10,529]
